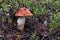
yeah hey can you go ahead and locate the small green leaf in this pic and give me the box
[8,18,12,23]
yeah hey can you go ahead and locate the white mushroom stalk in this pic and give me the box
[17,17,25,31]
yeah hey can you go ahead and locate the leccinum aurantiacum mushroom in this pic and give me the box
[15,7,33,32]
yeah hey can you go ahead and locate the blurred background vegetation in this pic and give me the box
[0,0,60,40]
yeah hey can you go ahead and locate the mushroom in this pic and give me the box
[15,7,33,32]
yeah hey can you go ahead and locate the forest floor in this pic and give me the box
[0,13,60,40]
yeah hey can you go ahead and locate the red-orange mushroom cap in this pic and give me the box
[15,7,33,16]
